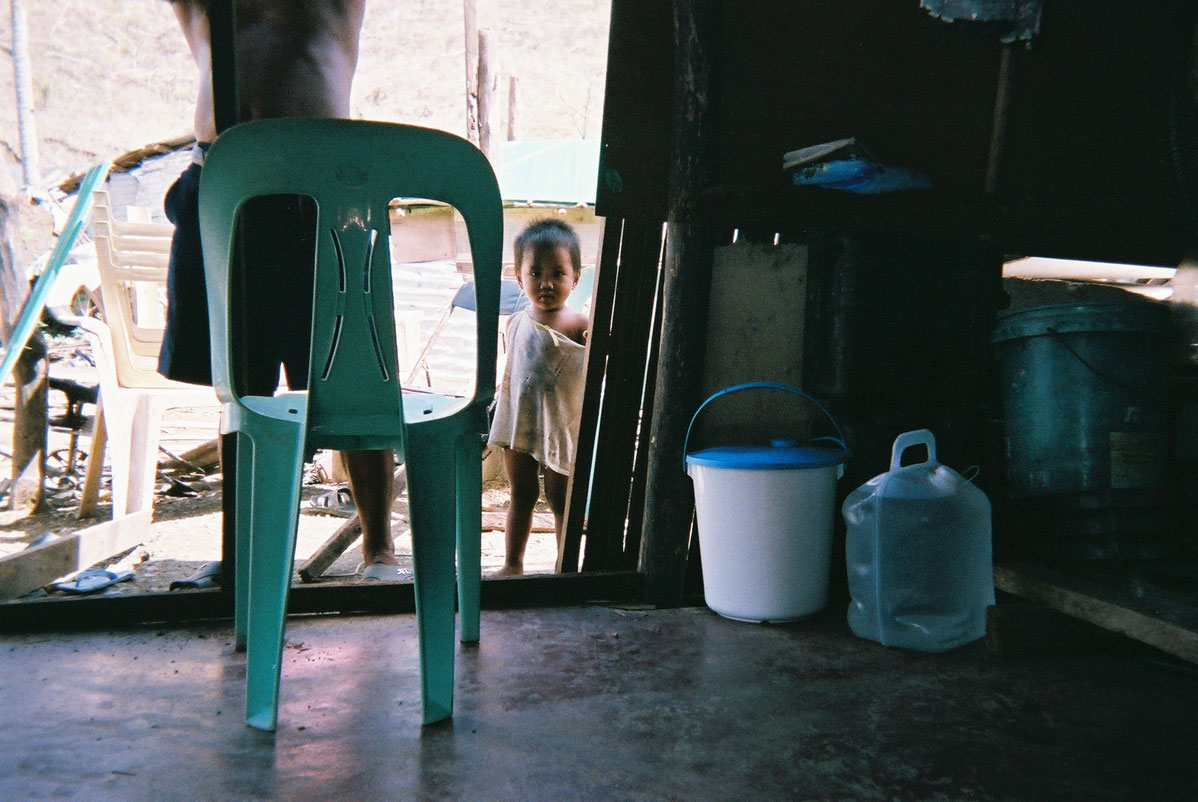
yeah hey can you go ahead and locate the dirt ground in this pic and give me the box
[1,2,604,597]
[0,333,562,599]
[1,1,611,192]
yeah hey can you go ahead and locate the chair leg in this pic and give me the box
[405,435,460,725]
[232,431,253,653]
[237,422,306,732]
[125,396,166,516]
[456,432,482,644]
[99,389,137,517]
[76,401,107,520]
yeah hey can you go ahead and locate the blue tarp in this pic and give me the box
[498,140,600,205]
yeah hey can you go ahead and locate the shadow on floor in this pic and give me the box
[2,603,1196,800]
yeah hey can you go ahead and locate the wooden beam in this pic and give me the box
[507,75,519,141]
[482,511,553,533]
[994,563,1198,666]
[477,28,494,161]
[639,0,720,607]
[298,465,407,582]
[463,0,479,145]
[297,517,363,583]
[0,511,151,599]
[0,571,646,632]
[160,436,220,473]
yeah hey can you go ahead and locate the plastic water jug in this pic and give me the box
[842,429,994,652]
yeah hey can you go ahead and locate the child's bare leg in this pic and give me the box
[542,467,570,559]
[497,448,540,576]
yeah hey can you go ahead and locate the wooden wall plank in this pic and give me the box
[559,221,624,572]
[621,270,665,566]
[581,221,664,572]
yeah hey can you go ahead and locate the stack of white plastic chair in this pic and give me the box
[76,189,221,518]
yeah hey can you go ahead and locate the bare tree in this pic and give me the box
[10,0,42,193]
[477,28,495,161]
[463,0,479,145]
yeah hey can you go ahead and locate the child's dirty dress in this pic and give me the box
[488,310,586,476]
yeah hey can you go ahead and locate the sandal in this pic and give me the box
[307,487,355,517]
[359,562,403,582]
[54,568,135,595]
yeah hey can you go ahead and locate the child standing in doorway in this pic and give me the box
[488,219,589,576]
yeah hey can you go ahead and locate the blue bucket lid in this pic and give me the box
[686,440,848,471]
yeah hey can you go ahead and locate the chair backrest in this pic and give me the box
[90,189,183,390]
[197,119,504,451]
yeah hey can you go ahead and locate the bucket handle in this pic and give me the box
[683,382,848,470]
[1046,327,1138,394]
[890,428,936,471]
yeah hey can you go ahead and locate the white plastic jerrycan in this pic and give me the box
[842,429,994,652]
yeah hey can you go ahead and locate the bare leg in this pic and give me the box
[496,448,540,576]
[542,466,569,562]
[344,449,397,567]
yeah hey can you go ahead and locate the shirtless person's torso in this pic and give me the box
[159,1,404,581]
[169,0,365,140]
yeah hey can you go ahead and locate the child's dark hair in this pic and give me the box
[513,218,582,275]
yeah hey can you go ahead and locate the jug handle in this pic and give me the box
[890,429,937,471]
[683,382,848,471]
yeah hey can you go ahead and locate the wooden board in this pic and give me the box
[389,204,457,264]
[0,511,151,599]
[481,511,554,533]
[699,242,810,445]
[994,562,1198,666]
[580,221,666,572]
[559,221,623,573]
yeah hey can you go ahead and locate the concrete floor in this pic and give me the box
[2,603,1196,801]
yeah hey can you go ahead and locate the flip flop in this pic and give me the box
[53,568,134,595]
[359,562,406,582]
[307,487,356,517]
[169,560,223,590]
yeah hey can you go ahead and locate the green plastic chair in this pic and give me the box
[197,119,501,731]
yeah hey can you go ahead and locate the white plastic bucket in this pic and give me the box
[684,383,849,623]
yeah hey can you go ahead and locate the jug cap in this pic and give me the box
[686,443,847,471]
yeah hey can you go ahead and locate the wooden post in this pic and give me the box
[10,0,40,192]
[10,333,48,511]
[507,75,519,141]
[477,28,494,161]
[208,0,239,587]
[0,159,47,512]
[638,0,720,607]
[463,0,479,145]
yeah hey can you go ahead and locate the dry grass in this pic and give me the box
[1,0,611,183]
